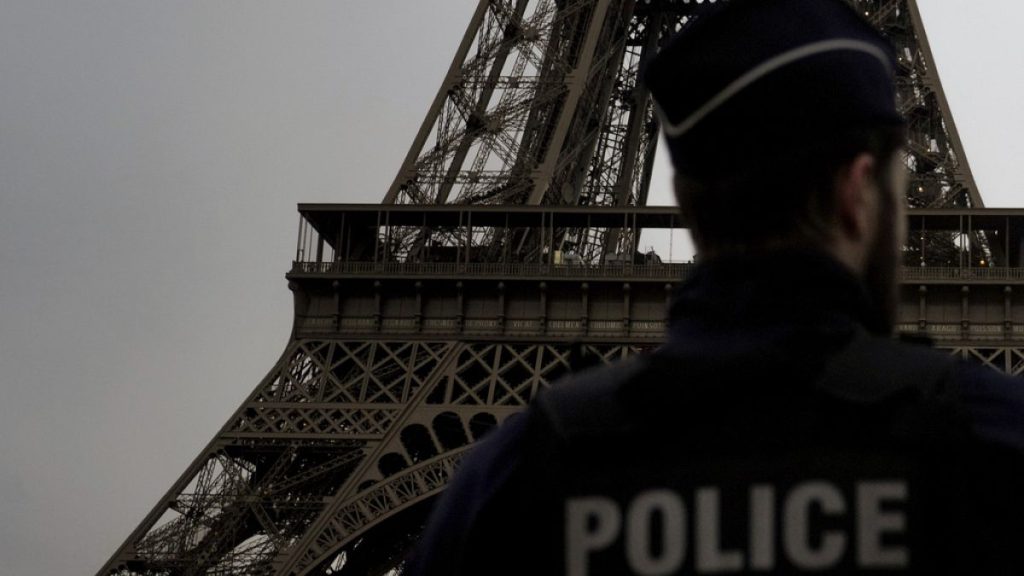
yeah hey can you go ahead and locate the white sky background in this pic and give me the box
[0,2,1020,574]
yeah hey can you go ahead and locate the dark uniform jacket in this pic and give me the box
[409,252,1024,575]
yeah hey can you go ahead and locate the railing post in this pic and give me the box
[415,281,423,332]
[1005,286,1013,338]
[456,282,464,333]
[622,282,631,333]
[581,283,589,334]
[539,282,547,333]
[961,285,970,338]
[918,285,927,332]
[373,280,382,331]
[332,280,341,332]
[497,282,505,333]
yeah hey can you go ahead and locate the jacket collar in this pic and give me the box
[667,249,888,352]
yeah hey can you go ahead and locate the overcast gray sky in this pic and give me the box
[0,2,1021,575]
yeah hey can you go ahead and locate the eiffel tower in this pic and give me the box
[99,1,1017,574]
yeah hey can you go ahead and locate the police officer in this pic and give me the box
[409,1,1024,574]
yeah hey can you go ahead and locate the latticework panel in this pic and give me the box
[274,341,645,576]
[101,332,1024,576]
[949,346,1024,377]
[385,0,581,206]
[101,340,456,575]
[100,339,644,576]
[855,0,985,266]
[856,0,979,209]
[380,0,979,267]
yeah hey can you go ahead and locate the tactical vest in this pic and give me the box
[526,333,1021,575]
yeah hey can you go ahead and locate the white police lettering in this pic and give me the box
[783,482,846,569]
[626,490,685,576]
[857,482,909,568]
[696,487,743,572]
[564,480,908,575]
[566,496,621,576]
[748,485,775,570]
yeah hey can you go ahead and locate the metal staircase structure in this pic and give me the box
[99,2,1014,575]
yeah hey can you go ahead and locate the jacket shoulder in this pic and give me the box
[850,336,1024,454]
[534,356,651,440]
[954,359,1024,453]
[816,334,958,403]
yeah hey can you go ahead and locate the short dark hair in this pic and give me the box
[674,124,906,255]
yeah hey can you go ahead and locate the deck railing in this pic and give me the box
[290,261,697,279]
[291,260,1024,282]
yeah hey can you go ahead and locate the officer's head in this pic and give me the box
[644,0,907,329]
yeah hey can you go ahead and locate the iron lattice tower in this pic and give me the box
[100,1,995,575]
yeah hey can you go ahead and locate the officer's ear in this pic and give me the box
[832,153,879,271]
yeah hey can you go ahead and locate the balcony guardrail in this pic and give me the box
[899,267,1024,281]
[290,261,696,279]
[291,261,1024,283]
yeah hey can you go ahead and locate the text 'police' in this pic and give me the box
[566,480,907,575]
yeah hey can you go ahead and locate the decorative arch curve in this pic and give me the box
[296,446,473,576]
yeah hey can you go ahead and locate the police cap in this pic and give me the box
[643,0,904,178]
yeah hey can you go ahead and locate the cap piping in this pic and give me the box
[656,38,894,138]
